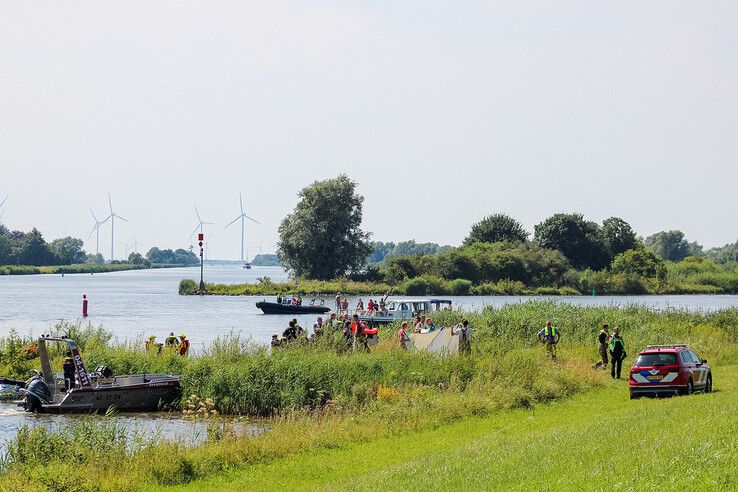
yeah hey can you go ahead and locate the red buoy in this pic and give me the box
[82,294,88,318]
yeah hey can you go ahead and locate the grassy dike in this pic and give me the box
[175,366,738,492]
[0,302,735,491]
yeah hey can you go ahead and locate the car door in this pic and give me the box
[679,351,695,386]
[689,350,707,388]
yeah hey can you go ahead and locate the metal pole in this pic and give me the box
[199,243,205,292]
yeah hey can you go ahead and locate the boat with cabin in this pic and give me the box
[357,298,453,325]
[18,336,181,413]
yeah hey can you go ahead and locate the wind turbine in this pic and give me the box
[191,206,215,239]
[224,192,259,263]
[88,206,108,257]
[0,195,8,221]
[104,193,128,261]
[132,232,144,255]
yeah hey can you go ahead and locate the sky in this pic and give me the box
[1,1,736,260]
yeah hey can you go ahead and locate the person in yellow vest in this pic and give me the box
[537,320,560,361]
[164,332,179,351]
[177,334,190,356]
[145,335,162,354]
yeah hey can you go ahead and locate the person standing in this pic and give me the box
[537,321,560,361]
[396,321,410,350]
[177,334,190,356]
[452,319,474,355]
[592,324,610,369]
[609,327,625,379]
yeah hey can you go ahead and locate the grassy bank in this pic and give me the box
[0,303,735,490]
[179,277,582,296]
[0,263,185,275]
[175,365,738,492]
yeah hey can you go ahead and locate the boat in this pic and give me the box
[357,298,454,325]
[243,262,251,269]
[18,336,181,413]
[256,298,331,315]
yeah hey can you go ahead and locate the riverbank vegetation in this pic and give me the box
[0,302,735,490]
[0,221,200,274]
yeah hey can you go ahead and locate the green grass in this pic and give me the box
[169,365,738,492]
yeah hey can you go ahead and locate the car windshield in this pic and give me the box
[635,353,677,366]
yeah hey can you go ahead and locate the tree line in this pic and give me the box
[276,176,738,294]
[0,223,199,267]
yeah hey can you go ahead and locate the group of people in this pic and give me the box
[145,332,190,356]
[277,294,303,306]
[536,320,626,379]
[354,297,387,316]
[592,323,626,379]
[272,312,381,352]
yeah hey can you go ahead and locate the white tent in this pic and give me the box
[408,327,459,355]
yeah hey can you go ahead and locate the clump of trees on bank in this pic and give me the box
[0,222,199,273]
[274,176,738,295]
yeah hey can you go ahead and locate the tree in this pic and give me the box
[0,234,11,265]
[601,217,639,257]
[533,213,610,270]
[611,248,664,278]
[643,230,697,262]
[49,237,86,265]
[705,240,738,266]
[85,253,105,264]
[128,252,147,265]
[17,228,54,266]
[463,213,528,246]
[278,175,372,279]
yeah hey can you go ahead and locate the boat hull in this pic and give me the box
[34,379,181,414]
[256,301,331,315]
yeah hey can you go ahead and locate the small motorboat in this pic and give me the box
[256,299,331,315]
[18,336,181,413]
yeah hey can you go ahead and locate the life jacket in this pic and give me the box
[543,326,558,338]
[178,339,190,355]
[364,326,379,336]
[609,336,623,352]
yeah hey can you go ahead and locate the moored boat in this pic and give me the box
[18,337,181,413]
[357,298,453,325]
[256,299,331,315]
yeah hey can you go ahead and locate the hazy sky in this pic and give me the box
[1,1,736,260]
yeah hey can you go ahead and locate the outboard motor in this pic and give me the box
[21,370,51,412]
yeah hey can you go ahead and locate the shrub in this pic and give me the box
[447,279,473,295]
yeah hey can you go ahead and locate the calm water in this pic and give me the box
[0,264,737,352]
[0,265,736,451]
[0,401,265,456]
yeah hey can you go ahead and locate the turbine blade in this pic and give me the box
[115,214,129,222]
[242,214,260,224]
[108,192,113,214]
[239,191,244,214]
[0,195,8,208]
[224,216,240,228]
[194,205,202,223]
[88,224,97,239]
[89,205,98,223]
[191,224,201,237]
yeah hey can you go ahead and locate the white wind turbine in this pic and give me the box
[88,206,108,257]
[103,193,128,261]
[191,206,216,239]
[224,192,259,264]
[0,195,8,221]
[132,232,144,255]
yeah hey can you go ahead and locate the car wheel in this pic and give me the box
[704,374,712,393]
[630,391,638,400]
[686,378,694,395]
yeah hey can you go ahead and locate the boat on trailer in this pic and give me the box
[18,336,181,413]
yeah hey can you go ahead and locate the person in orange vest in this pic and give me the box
[177,334,190,356]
